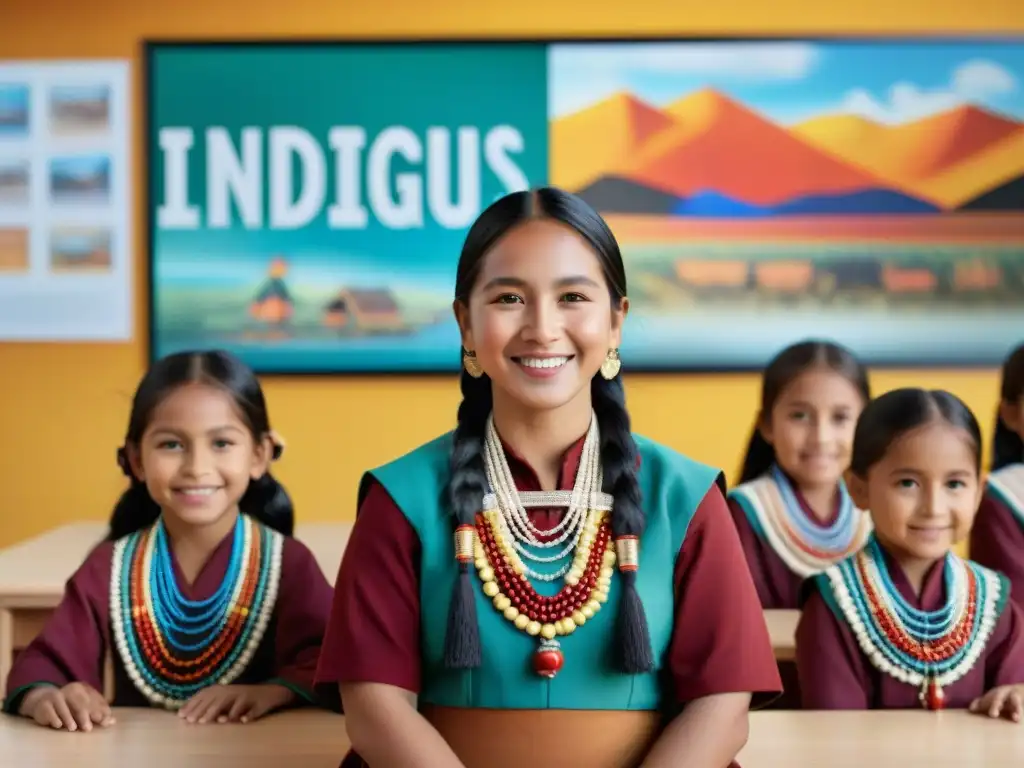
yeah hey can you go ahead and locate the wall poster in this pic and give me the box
[0,60,131,341]
[147,40,1024,373]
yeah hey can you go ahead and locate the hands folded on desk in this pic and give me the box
[19,683,115,732]
[969,685,1024,723]
[19,682,296,731]
[176,683,296,725]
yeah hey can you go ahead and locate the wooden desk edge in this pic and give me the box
[763,609,798,661]
[0,594,67,610]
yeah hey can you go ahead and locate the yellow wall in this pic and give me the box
[0,0,1018,548]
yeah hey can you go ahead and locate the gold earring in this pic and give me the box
[600,348,621,380]
[463,348,484,378]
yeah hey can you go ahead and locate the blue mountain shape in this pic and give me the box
[672,189,940,218]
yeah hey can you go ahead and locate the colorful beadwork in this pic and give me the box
[729,468,872,578]
[472,411,646,676]
[819,536,1007,709]
[474,507,615,678]
[986,464,1024,530]
[109,514,283,709]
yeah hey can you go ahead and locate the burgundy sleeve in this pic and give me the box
[795,588,872,709]
[669,484,782,703]
[314,480,422,702]
[727,497,776,609]
[970,495,1024,606]
[268,537,334,703]
[3,542,113,713]
[984,598,1024,688]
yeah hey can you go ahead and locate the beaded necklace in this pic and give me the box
[729,466,871,578]
[986,464,1024,530]
[453,412,636,679]
[109,514,283,709]
[482,412,602,582]
[818,535,1007,709]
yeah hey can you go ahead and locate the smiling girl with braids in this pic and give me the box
[316,188,780,768]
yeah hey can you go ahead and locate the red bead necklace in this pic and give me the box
[475,510,614,678]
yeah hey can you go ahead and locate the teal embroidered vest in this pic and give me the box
[363,432,721,711]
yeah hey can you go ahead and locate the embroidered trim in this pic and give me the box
[481,490,614,512]
[986,464,1024,530]
[109,515,284,709]
[730,475,872,578]
[818,541,1007,690]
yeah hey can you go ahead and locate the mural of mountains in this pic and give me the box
[551,90,1024,217]
[794,107,1024,208]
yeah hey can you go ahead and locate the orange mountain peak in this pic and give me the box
[884,104,1021,179]
[662,88,751,126]
[549,91,677,191]
[795,113,884,134]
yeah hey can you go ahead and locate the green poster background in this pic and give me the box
[150,43,549,373]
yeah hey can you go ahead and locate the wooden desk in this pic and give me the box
[763,609,798,662]
[0,522,351,697]
[0,708,349,767]
[2,708,1022,767]
[738,709,1024,766]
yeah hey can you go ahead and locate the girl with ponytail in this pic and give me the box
[727,341,870,711]
[5,351,333,731]
[971,342,1024,607]
[318,188,781,768]
[728,340,872,611]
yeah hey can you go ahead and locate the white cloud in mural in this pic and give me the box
[951,59,1016,95]
[548,42,818,117]
[550,42,818,79]
[840,59,1018,124]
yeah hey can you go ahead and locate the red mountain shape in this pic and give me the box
[623,89,890,206]
[886,105,1021,178]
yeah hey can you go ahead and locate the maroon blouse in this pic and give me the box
[727,484,841,611]
[970,493,1024,609]
[796,547,1024,709]
[316,437,782,765]
[4,526,334,713]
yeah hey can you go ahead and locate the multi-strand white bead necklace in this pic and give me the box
[481,411,613,582]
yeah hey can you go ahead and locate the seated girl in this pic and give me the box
[3,350,334,731]
[727,340,871,709]
[796,388,1024,719]
[728,340,871,610]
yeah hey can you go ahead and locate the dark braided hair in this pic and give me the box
[444,187,653,673]
[992,343,1024,471]
[107,350,293,541]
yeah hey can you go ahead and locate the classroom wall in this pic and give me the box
[0,0,1019,548]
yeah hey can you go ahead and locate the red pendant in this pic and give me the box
[533,639,564,679]
[920,678,946,711]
